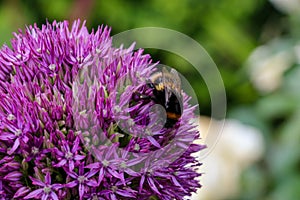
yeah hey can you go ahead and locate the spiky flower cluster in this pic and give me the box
[0,20,204,200]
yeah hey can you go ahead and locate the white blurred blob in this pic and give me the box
[270,0,300,14]
[191,116,265,200]
[247,43,294,93]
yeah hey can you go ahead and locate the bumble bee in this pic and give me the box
[116,67,183,148]
[134,67,183,128]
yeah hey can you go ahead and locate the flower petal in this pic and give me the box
[85,162,100,169]
[50,191,59,200]
[86,169,98,179]
[146,136,161,148]
[139,175,145,193]
[71,136,80,152]
[54,159,67,167]
[29,176,45,187]
[79,184,85,200]
[4,171,22,181]
[24,188,43,199]
[0,132,15,141]
[74,154,85,161]
[66,171,78,179]
[147,177,161,195]
[41,193,49,200]
[116,189,136,198]
[45,172,51,184]
[13,186,30,198]
[52,183,63,190]
[65,180,77,188]
[98,167,105,184]
[86,179,98,187]
[7,138,20,155]
[69,160,75,171]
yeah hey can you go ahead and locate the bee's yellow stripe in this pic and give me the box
[166,112,181,120]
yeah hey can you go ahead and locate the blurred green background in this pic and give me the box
[1,0,300,199]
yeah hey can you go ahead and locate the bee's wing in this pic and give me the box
[169,68,181,91]
[161,67,170,104]
[162,67,169,86]
[162,67,182,105]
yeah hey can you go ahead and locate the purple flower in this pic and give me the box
[24,172,62,200]
[53,136,85,171]
[65,163,98,200]
[94,180,138,199]
[0,112,30,155]
[0,19,204,199]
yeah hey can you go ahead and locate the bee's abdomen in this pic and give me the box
[164,92,182,128]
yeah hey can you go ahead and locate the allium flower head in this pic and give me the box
[0,20,205,200]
